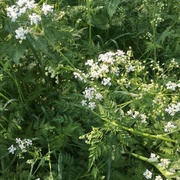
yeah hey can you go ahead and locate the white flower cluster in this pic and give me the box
[6,0,37,22]
[29,13,42,25]
[165,102,180,116]
[73,70,88,83]
[166,81,180,91]
[81,87,103,110]
[143,169,152,179]
[8,138,32,154]
[127,109,148,123]
[15,27,28,41]
[148,153,159,162]
[164,122,177,132]
[143,169,164,180]
[6,0,54,42]
[158,158,170,169]
[74,49,139,110]
[75,50,130,86]
[155,175,163,180]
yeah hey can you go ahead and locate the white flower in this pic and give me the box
[165,102,180,116]
[81,100,87,106]
[101,77,111,86]
[15,27,28,41]
[164,122,177,132]
[100,64,109,73]
[98,52,114,64]
[90,69,100,79]
[83,87,95,100]
[19,143,27,152]
[115,50,125,56]
[89,63,101,79]
[143,169,152,179]
[25,0,37,9]
[88,102,96,110]
[16,138,22,144]
[176,102,180,111]
[95,93,103,100]
[140,114,147,123]
[149,153,158,162]
[16,138,32,152]
[126,65,135,73]
[73,71,87,82]
[18,6,27,16]
[8,145,17,154]
[16,0,27,7]
[155,175,163,180]
[85,59,94,66]
[127,109,133,115]
[42,3,54,15]
[29,13,42,25]
[25,139,32,146]
[158,158,170,169]
[132,111,139,118]
[6,5,19,22]
[166,81,177,91]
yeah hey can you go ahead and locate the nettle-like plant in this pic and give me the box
[74,49,180,179]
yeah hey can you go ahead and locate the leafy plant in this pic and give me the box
[0,0,179,180]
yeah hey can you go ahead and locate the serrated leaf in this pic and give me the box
[10,44,27,64]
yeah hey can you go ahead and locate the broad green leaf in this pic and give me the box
[105,0,121,18]
[9,43,27,64]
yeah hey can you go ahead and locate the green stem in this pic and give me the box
[43,35,75,68]
[28,161,35,180]
[58,151,63,180]
[91,112,176,143]
[120,125,176,143]
[48,143,53,179]
[86,0,93,56]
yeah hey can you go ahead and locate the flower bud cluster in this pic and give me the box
[151,13,164,26]
[45,65,62,84]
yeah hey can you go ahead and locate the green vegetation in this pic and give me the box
[0,0,179,179]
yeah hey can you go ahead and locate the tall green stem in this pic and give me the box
[86,0,93,56]
[91,110,176,143]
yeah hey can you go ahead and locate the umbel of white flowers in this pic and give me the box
[6,0,53,42]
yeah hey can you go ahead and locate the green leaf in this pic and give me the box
[157,26,174,44]
[9,44,27,64]
[105,0,121,18]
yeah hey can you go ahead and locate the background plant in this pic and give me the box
[0,0,179,179]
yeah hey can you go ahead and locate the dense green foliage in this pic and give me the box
[0,0,179,179]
